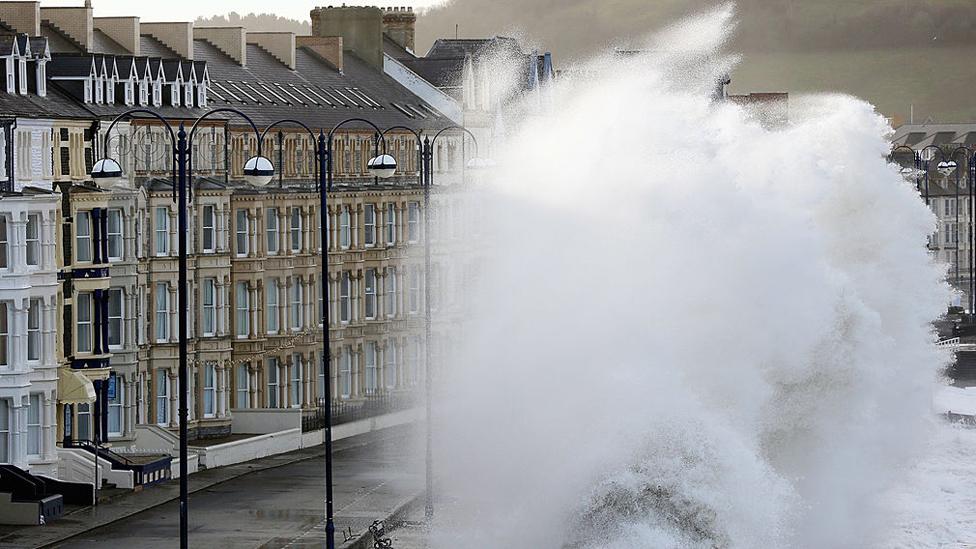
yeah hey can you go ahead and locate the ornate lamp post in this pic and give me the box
[92,108,273,549]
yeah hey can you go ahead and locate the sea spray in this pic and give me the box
[424,5,951,548]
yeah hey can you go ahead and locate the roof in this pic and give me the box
[192,37,451,132]
[891,124,976,150]
[29,37,50,59]
[0,35,16,57]
[383,35,414,61]
[39,21,83,54]
[48,54,94,78]
[92,29,130,56]
[0,81,94,119]
[425,37,522,60]
[140,35,179,60]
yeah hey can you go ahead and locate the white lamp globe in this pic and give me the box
[91,157,124,184]
[243,156,275,186]
[367,154,397,179]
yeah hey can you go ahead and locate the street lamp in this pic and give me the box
[948,146,976,315]
[380,124,485,522]
[263,117,395,549]
[93,107,270,549]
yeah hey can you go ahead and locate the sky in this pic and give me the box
[38,0,444,22]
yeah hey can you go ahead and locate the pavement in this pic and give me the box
[0,425,423,549]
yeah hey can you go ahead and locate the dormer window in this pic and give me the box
[125,80,134,106]
[171,83,180,106]
[17,58,26,95]
[95,77,104,104]
[35,61,45,97]
[106,77,115,103]
[184,83,193,107]
[84,79,92,103]
[197,84,208,108]
[139,80,148,106]
[153,79,162,107]
[5,58,14,93]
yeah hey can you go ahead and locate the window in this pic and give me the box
[156,369,169,426]
[26,213,40,266]
[290,208,302,252]
[236,364,249,408]
[107,209,123,261]
[946,224,952,246]
[108,288,123,349]
[385,341,397,389]
[386,203,396,245]
[202,205,215,253]
[385,268,397,318]
[77,292,93,353]
[409,266,420,314]
[0,399,8,462]
[108,377,123,437]
[0,303,7,366]
[339,272,351,323]
[340,349,352,398]
[408,202,420,243]
[202,278,216,337]
[364,204,376,247]
[155,207,169,256]
[266,208,279,255]
[236,282,249,338]
[155,283,169,342]
[236,210,248,256]
[26,299,40,361]
[203,364,216,418]
[365,269,377,320]
[267,358,279,408]
[0,216,7,269]
[76,211,92,262]
[339,207,350,248]
[290,279,303,331]
[77,403,91,441]
[267,279,279,334]
[27,394,40,457]
[364,342,377,395]
[290,354,302,407]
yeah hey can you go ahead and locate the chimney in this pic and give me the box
[309,5,383,70]
[382,7,415,53]
[40,4,93,52]
[140,22,193,60]
[94,16,140,56]
[0,1,40,36]
[196,26,246,66]
[247,32,295,70]
[297,36,343,73]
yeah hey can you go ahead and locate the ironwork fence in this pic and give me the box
[301,391,418,433]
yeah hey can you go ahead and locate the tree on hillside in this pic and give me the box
[195,12,310,35]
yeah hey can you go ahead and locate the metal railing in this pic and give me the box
[302,392,418,433]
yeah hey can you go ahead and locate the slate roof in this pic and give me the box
[48,54,94,77]
[92,29,130,55]
[0,82,93,119]
[140,35,179,60]
[0,35,16,56]
[29,37,50,59]
[383,35,414,60]
[891,124,976,150]
[425,37,522,60]
[40,21,83,53]
[193,38,450,132]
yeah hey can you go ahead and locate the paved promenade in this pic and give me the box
[0,426,422,549]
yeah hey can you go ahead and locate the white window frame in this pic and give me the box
[267,358,279,408]
[77,292,93,353]
[339,272,350,323]
[339,208,350,249]
[0,216,7,270]
[290,279,303,331]
[386,203,396,245]
[290,354,302,408]
[0,303,8,367]
[364,342,377,395]
[290,207,302,253]
[407,202,420,243]
[364,269,377,320]
[202,205,215,253]
[364,204,376,247]
[27,394,40,457]
[76,211,92,263]
[235,282,249,339]
[266,208,279,255]
[267,279,279,334]
[385,267,397,318]
[236,363,249,408]
[0,399,9,462]
[203,363,216,418]
[155,207,169,256]
[202,278,216,337]
[409,266,420,314]
[108,377,124,437]
[340,349,352,399]
[235,209,249,257]
[385,341,397,390]
[27,298,40,361]
[156,369,169,426]
[155,283,169,343]
[107,209,123,262]
[108,287,124,350]
[25,213,40,267]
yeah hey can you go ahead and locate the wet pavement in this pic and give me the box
[0,426,422,549]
